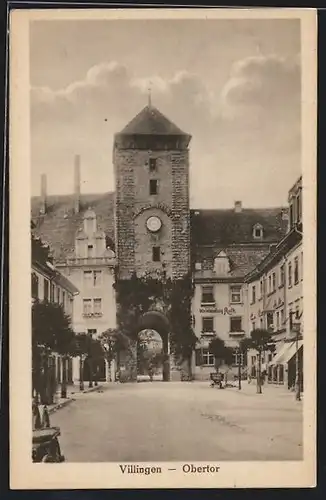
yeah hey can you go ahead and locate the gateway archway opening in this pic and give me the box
[137,329,163,381]
[136,310,171,382]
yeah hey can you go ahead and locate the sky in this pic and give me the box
[30,18,301,208]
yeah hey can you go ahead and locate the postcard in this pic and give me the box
[9,7,317,489]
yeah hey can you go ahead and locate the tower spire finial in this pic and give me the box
[148,84,152,108]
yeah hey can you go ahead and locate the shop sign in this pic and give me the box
[199,306,236,315]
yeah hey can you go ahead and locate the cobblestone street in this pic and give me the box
[51,381,303,462]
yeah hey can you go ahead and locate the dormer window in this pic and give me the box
[253,223,263,240]
[214,250,230,276]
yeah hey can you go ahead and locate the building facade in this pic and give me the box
[245,176,303,389]
[31,104,301,384]
[32,234,79,393]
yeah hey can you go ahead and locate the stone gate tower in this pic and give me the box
[113,104,192,281]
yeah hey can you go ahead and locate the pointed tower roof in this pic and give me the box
[119,105,189,137]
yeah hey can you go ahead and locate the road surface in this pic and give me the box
[51,381,303,462]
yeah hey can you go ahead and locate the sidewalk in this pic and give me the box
[47,382,107,415]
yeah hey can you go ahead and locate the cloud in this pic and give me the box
[30,55,301,208]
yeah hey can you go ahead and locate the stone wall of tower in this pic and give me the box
[114,149,136,279]
[172,150,190,278]
[114,146,190,280]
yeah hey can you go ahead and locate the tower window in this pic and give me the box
[149,179,158,195]
[149,158,157,172]
[152,246,161,262]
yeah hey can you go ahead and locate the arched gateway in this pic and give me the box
[137,311,171,381]
[113,103,192,381]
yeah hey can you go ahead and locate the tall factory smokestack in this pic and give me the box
[74,154,81,214]
[40,173,47,214]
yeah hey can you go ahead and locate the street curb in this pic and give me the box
[48,384,104,414]
[48,397,76,415]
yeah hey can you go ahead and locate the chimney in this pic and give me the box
[74,154,81,214]
[234,201,242,213]
[40,174,47,214]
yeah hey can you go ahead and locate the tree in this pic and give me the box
[99,328,132,381]
[236,337,252,390]
[32,299,75,402]
[208,337,233,374]
[248,328,275,394]
[113,271,197,381]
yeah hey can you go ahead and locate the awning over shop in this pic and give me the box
[282,340,303,364]
[270,340,303,366]
[270,343,292,366]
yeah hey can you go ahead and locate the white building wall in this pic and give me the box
[192,281,246,379]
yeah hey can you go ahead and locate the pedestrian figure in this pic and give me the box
[148,363,154,382]
[32,399,42,430]
[42,405,51,428]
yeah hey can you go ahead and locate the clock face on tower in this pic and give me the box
[146,216,162,233]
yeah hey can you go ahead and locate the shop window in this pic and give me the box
[201,285,215,304]
[230,316,242,332]
[202,348,215,366]
[202,316,214,333]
